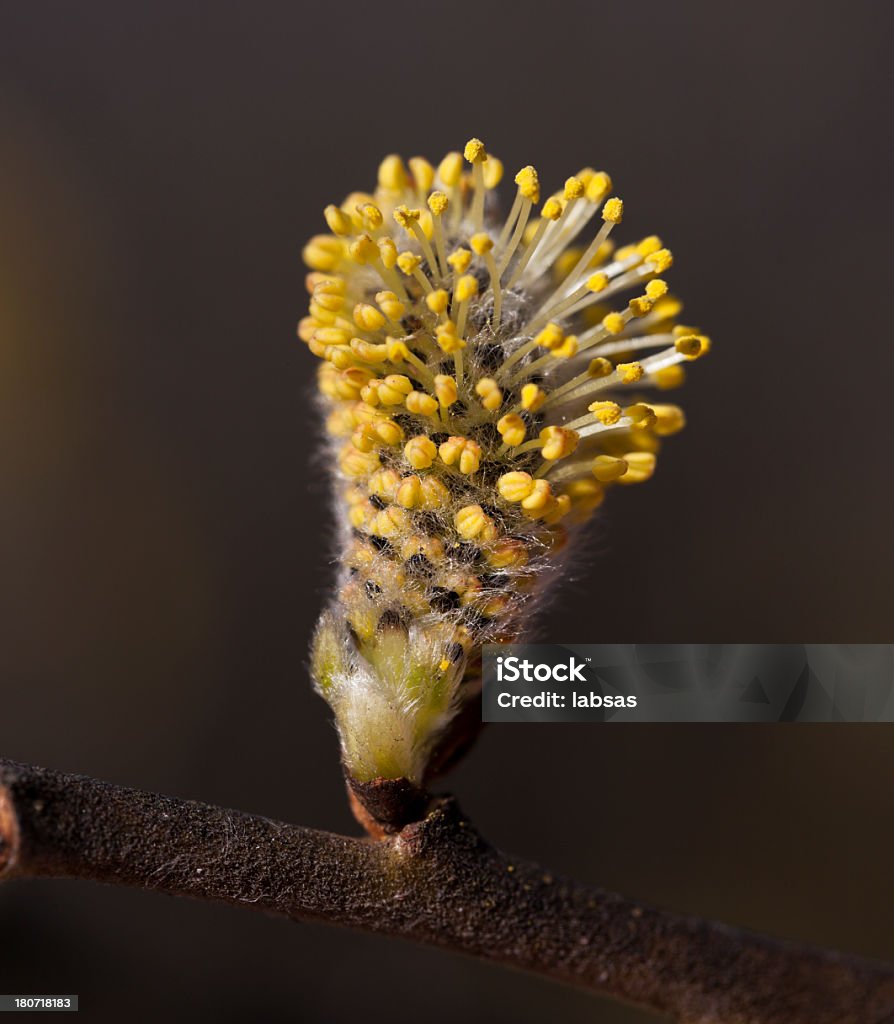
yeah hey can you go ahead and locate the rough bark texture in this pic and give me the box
[2,759,893,1023]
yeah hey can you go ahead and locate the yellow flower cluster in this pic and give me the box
[306,138,710,785]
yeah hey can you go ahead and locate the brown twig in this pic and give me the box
[1,759,892,1023]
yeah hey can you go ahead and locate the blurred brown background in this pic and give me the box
[1,2,892,1021]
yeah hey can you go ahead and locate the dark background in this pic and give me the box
[2,2,892,1021]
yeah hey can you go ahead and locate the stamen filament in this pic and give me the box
[470,160,486,231]
[496,199,532,276]
[410,223,440,282]
[497,190,523,249]
[431,214,449,278]
[505,216,551,289]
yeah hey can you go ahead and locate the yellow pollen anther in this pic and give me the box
[470,232,493,255]
[393,205,421,229]
[323,346,358,370]
[369,468,401,499]
[396,251,422,275]
[351,338,388,363]
[564,478,605,516]
[587,357,614,378]
[585,171,612,202]
[377,374,413,405]
[602,312,626,335]
[378,154,408,191]
[540,426,579,460]
[514,166,540,203]
[438,152,464,187]
[475,377,503,411]
[420,476,450,509]
[406,391,439,417]
[617,451,656,484]
[592,455,629,482]
[396,475,423,508]
[359,203,384,229]
[374,418,405,446]
[651,404,686,436]
[447,248,472,274]
[637,236,663,257]
[313,289,344,314]
[404,436,437,469]
[520,383,547,412]
[541,197,564,221]
[652,296,682,321]
[359,379,381,405]
[674,334,704,358]
[587,272,609,293]
[628,296,653,317]
[302,235,343,272]
[307,303,337,325]
[617,361,644,384]
[349,234,378,265]
[339,444,380,478]
[484,538,528,569]
[426,289,450,315]
[564,176,585,200]
[324,205,353,236]
[354,303,386,332]
[647,248,674,272]
[455,274,479,302]
[342,190,373,215]
[439,436,481,475]
[437,435,464,466]
[521,479,552,512]
[455,505,489,540]
[602,197,624,224]
[553,335,579,359]
[435,321,466,353]
[307,272,344,294]
[625,403,657,428]
[534,323,565,351]
[483,157,504,188]
[385,337,411,362]
[313,326,351,347]
[317,364,342,399]
[464,138,487,163]
[372,506,409,538]
[427,191,449,216]
[497,413,526,447]
[351,423,378,453]
[554,250,581,279]
[654,364,686,390]
[377,237,398,269]
[408,157,435,193]
[334,367,373,401]
[645,279,668,301]
[375,291,405,321]
[589,400,622,425]
[497,472,535,502]
[542,494,572,525]
[434,374,458,407]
